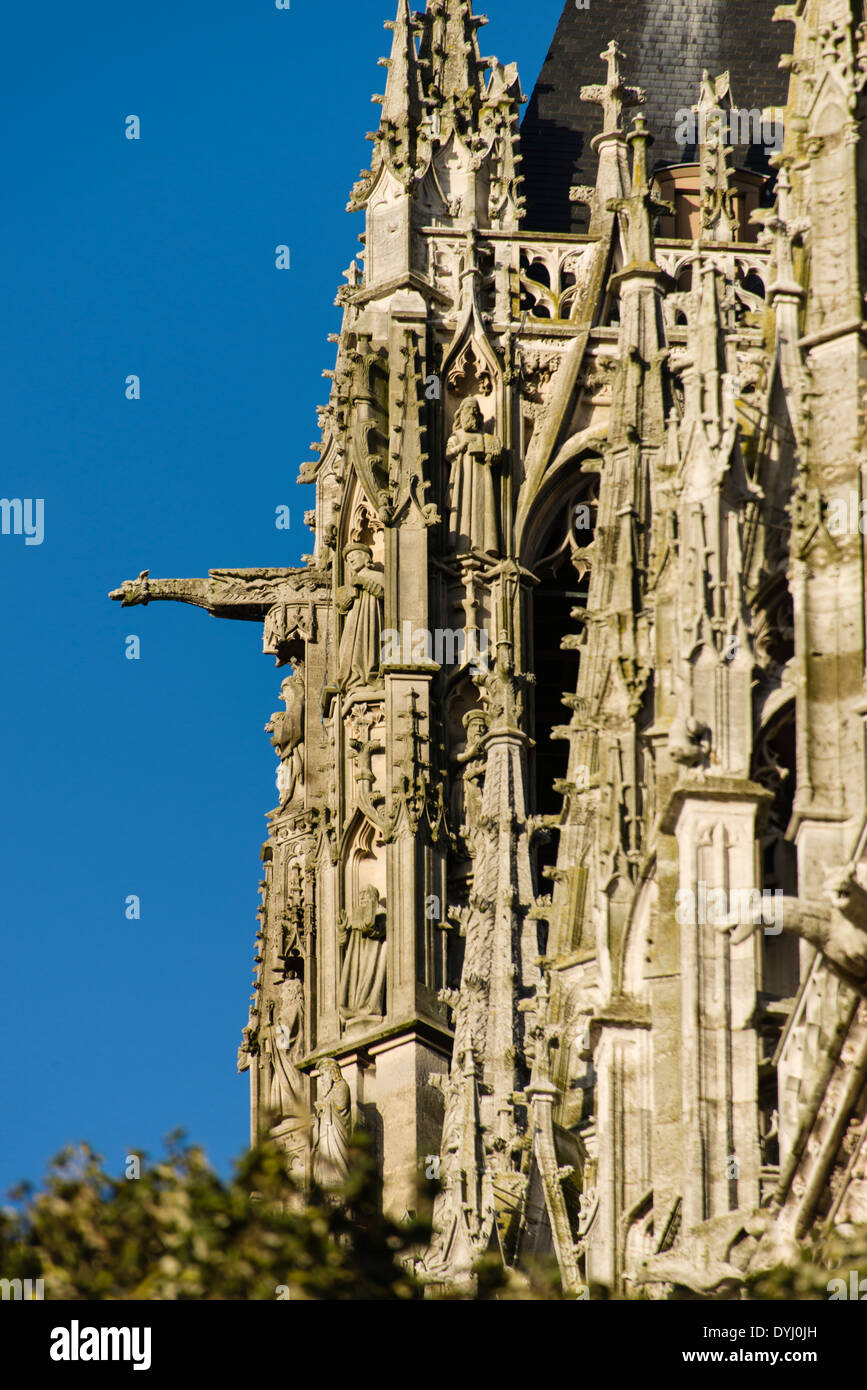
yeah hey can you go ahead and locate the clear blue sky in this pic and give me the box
[0,0,561,1193]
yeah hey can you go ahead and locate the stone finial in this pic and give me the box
[580,39,645,138]
[421,0,491,137]
[694,70,737,241]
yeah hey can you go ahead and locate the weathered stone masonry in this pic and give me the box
[112,0,867,1295]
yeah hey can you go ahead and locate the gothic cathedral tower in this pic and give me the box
[113,0,867,1296]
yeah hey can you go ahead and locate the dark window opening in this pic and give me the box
[530,490,596,881]
[754,706,799,1000]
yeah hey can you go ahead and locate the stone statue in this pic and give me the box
[265,665,305,806]
[456,708,488,852]
[237,1024,255,1074]
[446,399,501,555]
[337,885,387,1025]
[312,1057,351,1186]
[336,544,385,691]
[265,976,305,1123]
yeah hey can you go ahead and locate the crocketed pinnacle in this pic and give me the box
[419,0,491,142]
[367,0,427,189]
[381,2,426,150]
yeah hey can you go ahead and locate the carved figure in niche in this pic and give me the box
[337,885,387,1024]
[265,975,305,1123]
[312,1057,351,1186]
[265,665,305,806]
[446,399,501,555]
[336,544,385,690]
[456,708,488,852]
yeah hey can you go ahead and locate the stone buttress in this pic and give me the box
[111,0,867,1295]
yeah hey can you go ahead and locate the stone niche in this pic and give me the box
[338,819,388,1038]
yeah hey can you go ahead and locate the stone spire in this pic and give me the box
[351,0,524,279]
[376,0,427,178]
[381,0,425,120]
[351,0,428,205]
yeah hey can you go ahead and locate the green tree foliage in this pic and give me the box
[8,1131,861,1300]
[746,1225,867,1301]
[0,1131,430,1301]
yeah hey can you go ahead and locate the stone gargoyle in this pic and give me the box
[717,861,867,992]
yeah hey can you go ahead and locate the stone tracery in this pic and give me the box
[110,0,867,1298]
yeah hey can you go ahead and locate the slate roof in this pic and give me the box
[520,0,793,233]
